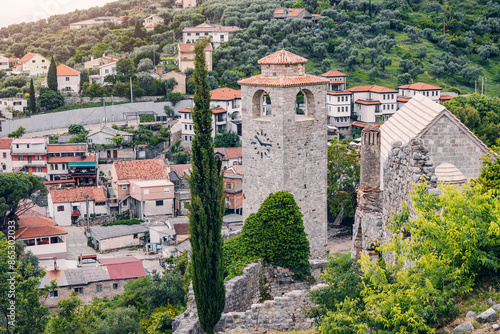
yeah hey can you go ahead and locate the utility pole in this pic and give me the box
[85,195,90,236]
[153,40,156,68]
[130,77,133,103]
[481,77,484,95]
[475,80,477,94]
[485,77,487,96]
[103,98,106,124]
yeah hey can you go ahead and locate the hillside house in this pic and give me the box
[89,225,149,251]
[89,61,117,85]
[182,23,241,48]
[348,85,398,123]
[15,216,67,259]
[84,55,121,69]
[169,164,191,216]
[87,125,133,145]
[11,137,48,178]
[273,8,313,21]
[0,55,8,70]
[129,179,175,219]
[47,143,97,186]
[174,0,197,8]
[214,147,242,168]
[224,169,243,215]
[69,16,118,30]
[56,64,81,94]
[177,43,213,72]
[41,256,146,308]
[143,14,164,31]
[0,97,27,116]
[13,53,50,76]
[0,138,13,172]
[322,70,352,134]
[397,82,449,108]
[109,159,169,214]
[179,108,227,148]
[162,71,186,94]
[48,187,107,226]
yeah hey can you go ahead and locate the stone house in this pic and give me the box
[109,159,169,215]
[348,85,398,123]
[89,225,148,251]
[214,147,242,169]
[182,23,241,49]
[177,43,213,72]
[162,71,187,94]
[15,216,67,259]
[41,256,146,307]
[11,137,48,178]
[97,147,136,161]
[352,95,492,259]
[13,53,50,76]
[87,125,133,145]
[47,187,107,226]
[0,138,13,173]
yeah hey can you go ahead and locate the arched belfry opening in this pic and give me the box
[252,90,272,119]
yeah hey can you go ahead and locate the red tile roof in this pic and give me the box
[178,108,226,114]
[210,88,241,100]
[170,164,192,178]
[50,187,106,203]
[348,85,398,93]
[258,50,308,65]
[327,91,352,96]
[56,64,80,76]
[48,144,87,152]
[397,97,411,102]
[174,223,190,235]
[178,43,213,52]
[48,156,95,163]
[274,8,306,17]
[232,165,243,175]
[225,147,242,159]
[352,122,382,127]
[0,138,13,150]
[19,52,38,64]
[239,74,328,87]
[321,70,347,77]
[355,100,381,105]
[439,95,453,101]
[98,257,146,279]
[113,159,167,181]
[15,216,67,239]
[397,82,442,91]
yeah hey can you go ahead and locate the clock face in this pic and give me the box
[250,129,272,158]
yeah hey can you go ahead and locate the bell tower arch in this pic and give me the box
[239,50,329,258]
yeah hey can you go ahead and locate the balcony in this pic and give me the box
[69,168,97,175]
[107,197,119,207]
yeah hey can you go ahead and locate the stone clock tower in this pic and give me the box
[239,50,329,258]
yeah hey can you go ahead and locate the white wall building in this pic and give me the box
[397,82,443,108]
[89,61,117,85]
[15,216,68,259]
[48,188,107,226]
[182,23,241,48]
[0,138,13,173]
[348,85,398,123]
[56,64,81,94]
[11,137,48,178]
[0,98,27,116]
[14,53,50,76]
[0,55,9,70]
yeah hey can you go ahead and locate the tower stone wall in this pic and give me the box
[240,50,328,258]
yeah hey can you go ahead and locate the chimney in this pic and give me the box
[360,126,381,190]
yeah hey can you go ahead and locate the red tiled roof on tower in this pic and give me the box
[258,50,308,65]
[239,74,328,87]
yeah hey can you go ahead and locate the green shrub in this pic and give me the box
[223,235,257,280]
[102,218,144,227]
[140,114,155,123]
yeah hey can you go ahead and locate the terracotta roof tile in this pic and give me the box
[258,50,308,65]
[0,138,13,150]
[15,218,67,239]
[355,99,381,105]
[397,82,442,90]
[273,8,306,17]
[170,164,192,178]
[439,95,453,100]
[397,97,411,102]
[48,144,87,152]
[239,74,328,87]
[321,70,347,77]
[348,85,398,93]
[19,52,38,64]
[50,187,106,203]
[327,91,352,96]
[225,147,242,159]
[178,43,213,52]
[113,159,167,181]
[210,88,241,100]
[232,165,243,175]
[178,108,226,114]
[56,64,80,76]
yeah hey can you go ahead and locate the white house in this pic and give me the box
[84,55,121,69]
[182,23,241,48]
[56,64,81,94]
[89,61,117,85]
[208,88,241,134]
[397,82,443,108]
[321,70,352,134]
[14,53,50,76]
[15,216,68,259]
[69,16,118,30]
[48,187,107,226]
[143,15,164,31]
[129,179,175,219]
[87,125,133,145]
[11,137,48,178]
[179,107,227,148]
[0,54,9,70]
[0,138,13,173]
[0,97,27,116]
[348,85,398,123]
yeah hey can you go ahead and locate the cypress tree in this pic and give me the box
[28,78,36,114]
[188,38,225,334]
[47,56,58,92]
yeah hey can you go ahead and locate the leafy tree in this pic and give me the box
[110,135,123,147]
[44,293,100,334]
[461,66,484,83]
[96,306,140,334]
[134,21,147,40]
[327,139,359,223]
[116,58,136,82]
[367,67,380,80]
[28,78,36,114]
[8,126,26,138]
[220,70,242,89]
[214,130,240,147]
[188,38,226,334]
[376,55,392,71]
[0,87,19,98]
[143,271,186,310]
[206,75,219,90]
[37,87,64,111]
[68,133,88,143]
[163,77,177,93]
[476,45,499,64]
[473,140,500,193]
[417,44,427,58]
[167,91,184,106]
[137,58,154,72]
[398,73,412,84]
[164,105,175,118]
[47,56,58,92]
[68,124,86,135]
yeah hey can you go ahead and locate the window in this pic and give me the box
[49,290,58,298]
[189,124,192,130]
[337,107,340,112]
[74,287,83,295]
[391,94,394,99]
[50,164,54,170]
[341,107,344,112]
[164,187,170,193]
[62,164,66,170]
[226,182,233,189]
[2,165,5,171]
[42,59,45,63]
[96,285,102,292]
[184,124,187,130]
[66,77,70,81]
[18,155,24,161]
[337,97,340,102]
[57,206,64,212]
[122,185,127,190]
[36,167,42,173]
[36,155,40,160]
[196,33,199,36]
[144,189,149,195]
[133,234,138,239]
[113,283,118,290]
[187,32,191,36]
[16,144,19,148]
[54,164,58,170]
[2,153,5,158]
[156,200,164,206]
[184,136,188,141]
[32,60,35,63]
[204,32,208,36]
[105,69,109,74]
[27,144,29,148]
[383,95,386,100]
[392,104,394,110]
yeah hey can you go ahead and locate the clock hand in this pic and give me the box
[254,135,262,145]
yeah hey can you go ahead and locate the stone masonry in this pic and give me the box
[239,50,329,258]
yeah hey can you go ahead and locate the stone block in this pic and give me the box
[476,308,497,323]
